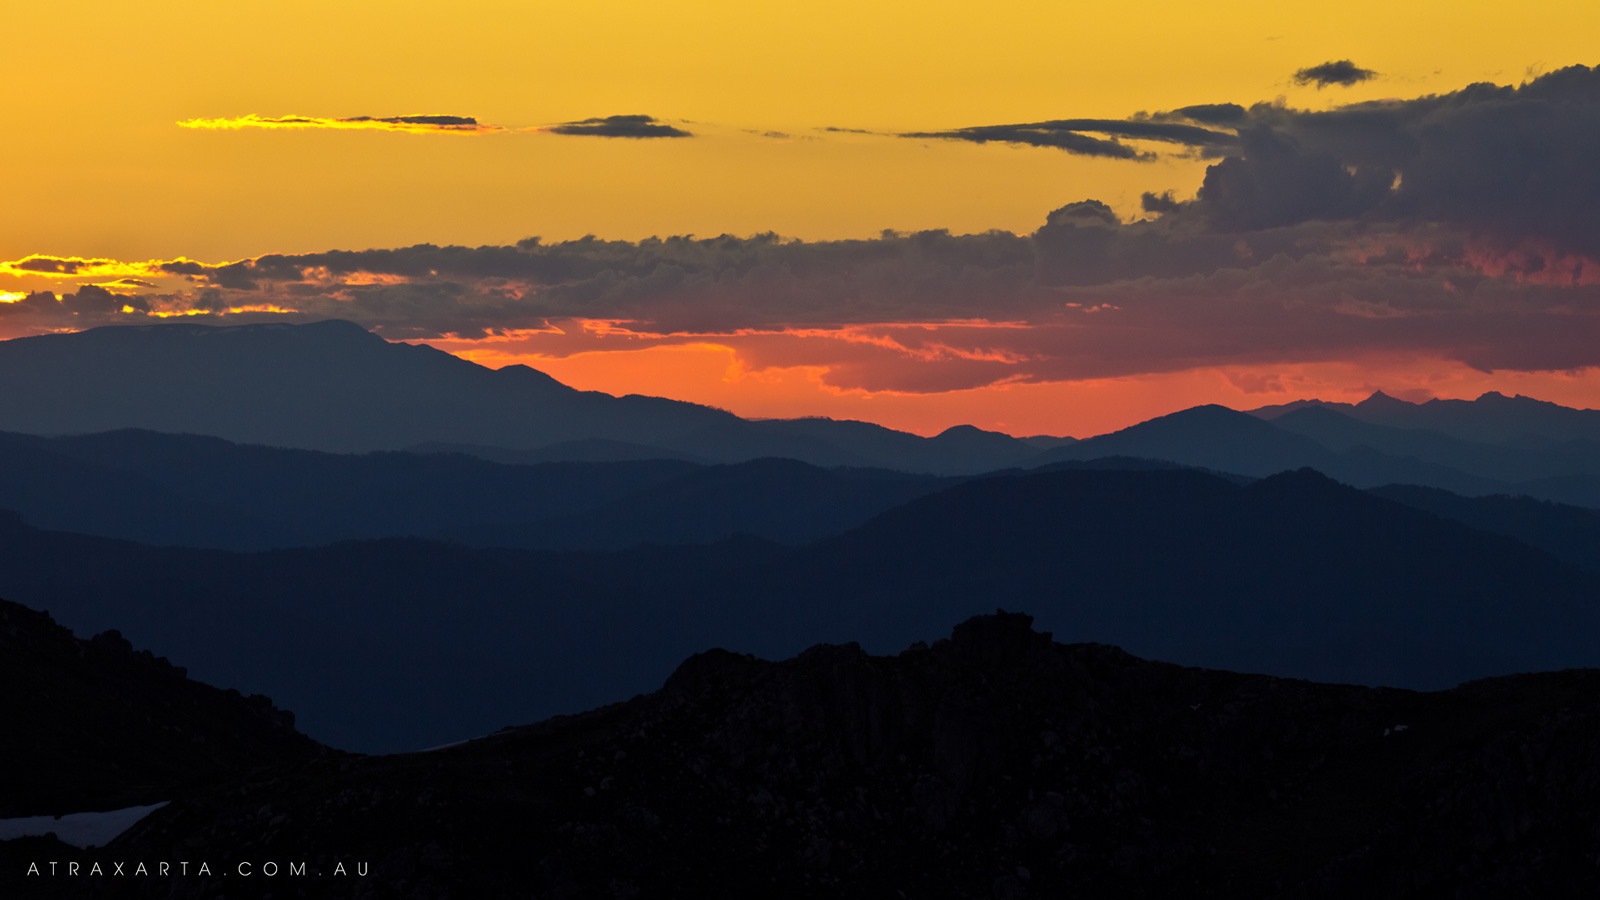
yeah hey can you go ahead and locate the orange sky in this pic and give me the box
[5,1,1600,437]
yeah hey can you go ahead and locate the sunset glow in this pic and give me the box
[417,335,1600,437]
[7,0,1600,435]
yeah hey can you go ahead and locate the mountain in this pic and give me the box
[2,468,1595,753]
[1250,390,1600,445]
[740,418,1048,475]
[0,431,291,549]
[0,321,1043,473]
[1272,404,1600,483]
[763,468,1600,687]
[12,611,1600,898]
[0,319,733,453]
[1033,401,1600,507]
[407,438,711,464]
[1024,405,1336,476]
[0,596,322,818]
[0,429,700,550]
[0,430,958,552]
[0,514,783,752]
[1368,484,1600,575]
[436,457,955,550]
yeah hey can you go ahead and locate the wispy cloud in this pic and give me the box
[178,112,698,139]
[1293,60,1379,89]
[903,118,1238,159]
[177,114,506,134]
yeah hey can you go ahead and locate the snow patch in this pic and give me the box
[0,802,168,848]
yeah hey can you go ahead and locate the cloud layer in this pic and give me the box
[13,66,1598,397]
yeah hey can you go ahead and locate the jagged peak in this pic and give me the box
[1355,390,1415,408]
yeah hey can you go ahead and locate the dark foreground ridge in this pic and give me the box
[0,599,324,818]
[8,610,1598,898]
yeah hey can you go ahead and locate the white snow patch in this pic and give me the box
[0,802,168,848]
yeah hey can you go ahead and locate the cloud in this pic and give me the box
[1165,103,1249,126]
[177,114,505,135]
[1293,60,1379,89]
[5,256,106,275]
[900,118,1237,159]
[1193,126,1393,231]
[1140,191,1183,214]
[21,209,1590,391]
[1151,65,1600,259]
[12,67,1600,393]
[0,256,170,280]
[546,115,693,138]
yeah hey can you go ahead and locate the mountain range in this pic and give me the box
[0,321,1065,475]
[5,319,1600,892]
[3,465,1596,753]
[1035,402,1600,507]
[4,320,1598,506]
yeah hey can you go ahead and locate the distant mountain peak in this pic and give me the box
[1356,390,1416,410]
[1153,403,1270,426]
[1473,390,1559,409]
[1256,466,1340,486]
[934,424,988,437]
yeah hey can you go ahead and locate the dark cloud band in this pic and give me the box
[547,115,693,138]
[901,117,1237,159]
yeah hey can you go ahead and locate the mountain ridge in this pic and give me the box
[2,466,1595,752]
[0,321,1046,474]
[8,607,1599,898]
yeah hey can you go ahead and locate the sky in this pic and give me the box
[4,0,1600,437]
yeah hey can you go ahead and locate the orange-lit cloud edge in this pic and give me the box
[177,115,506,135]
[6,258,1597,438]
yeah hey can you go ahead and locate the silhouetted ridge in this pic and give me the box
[1253,389,1600,445]
[23,611,1600,898]
[0,598,323,817]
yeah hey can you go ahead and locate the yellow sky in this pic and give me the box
[6,0,1598,264]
